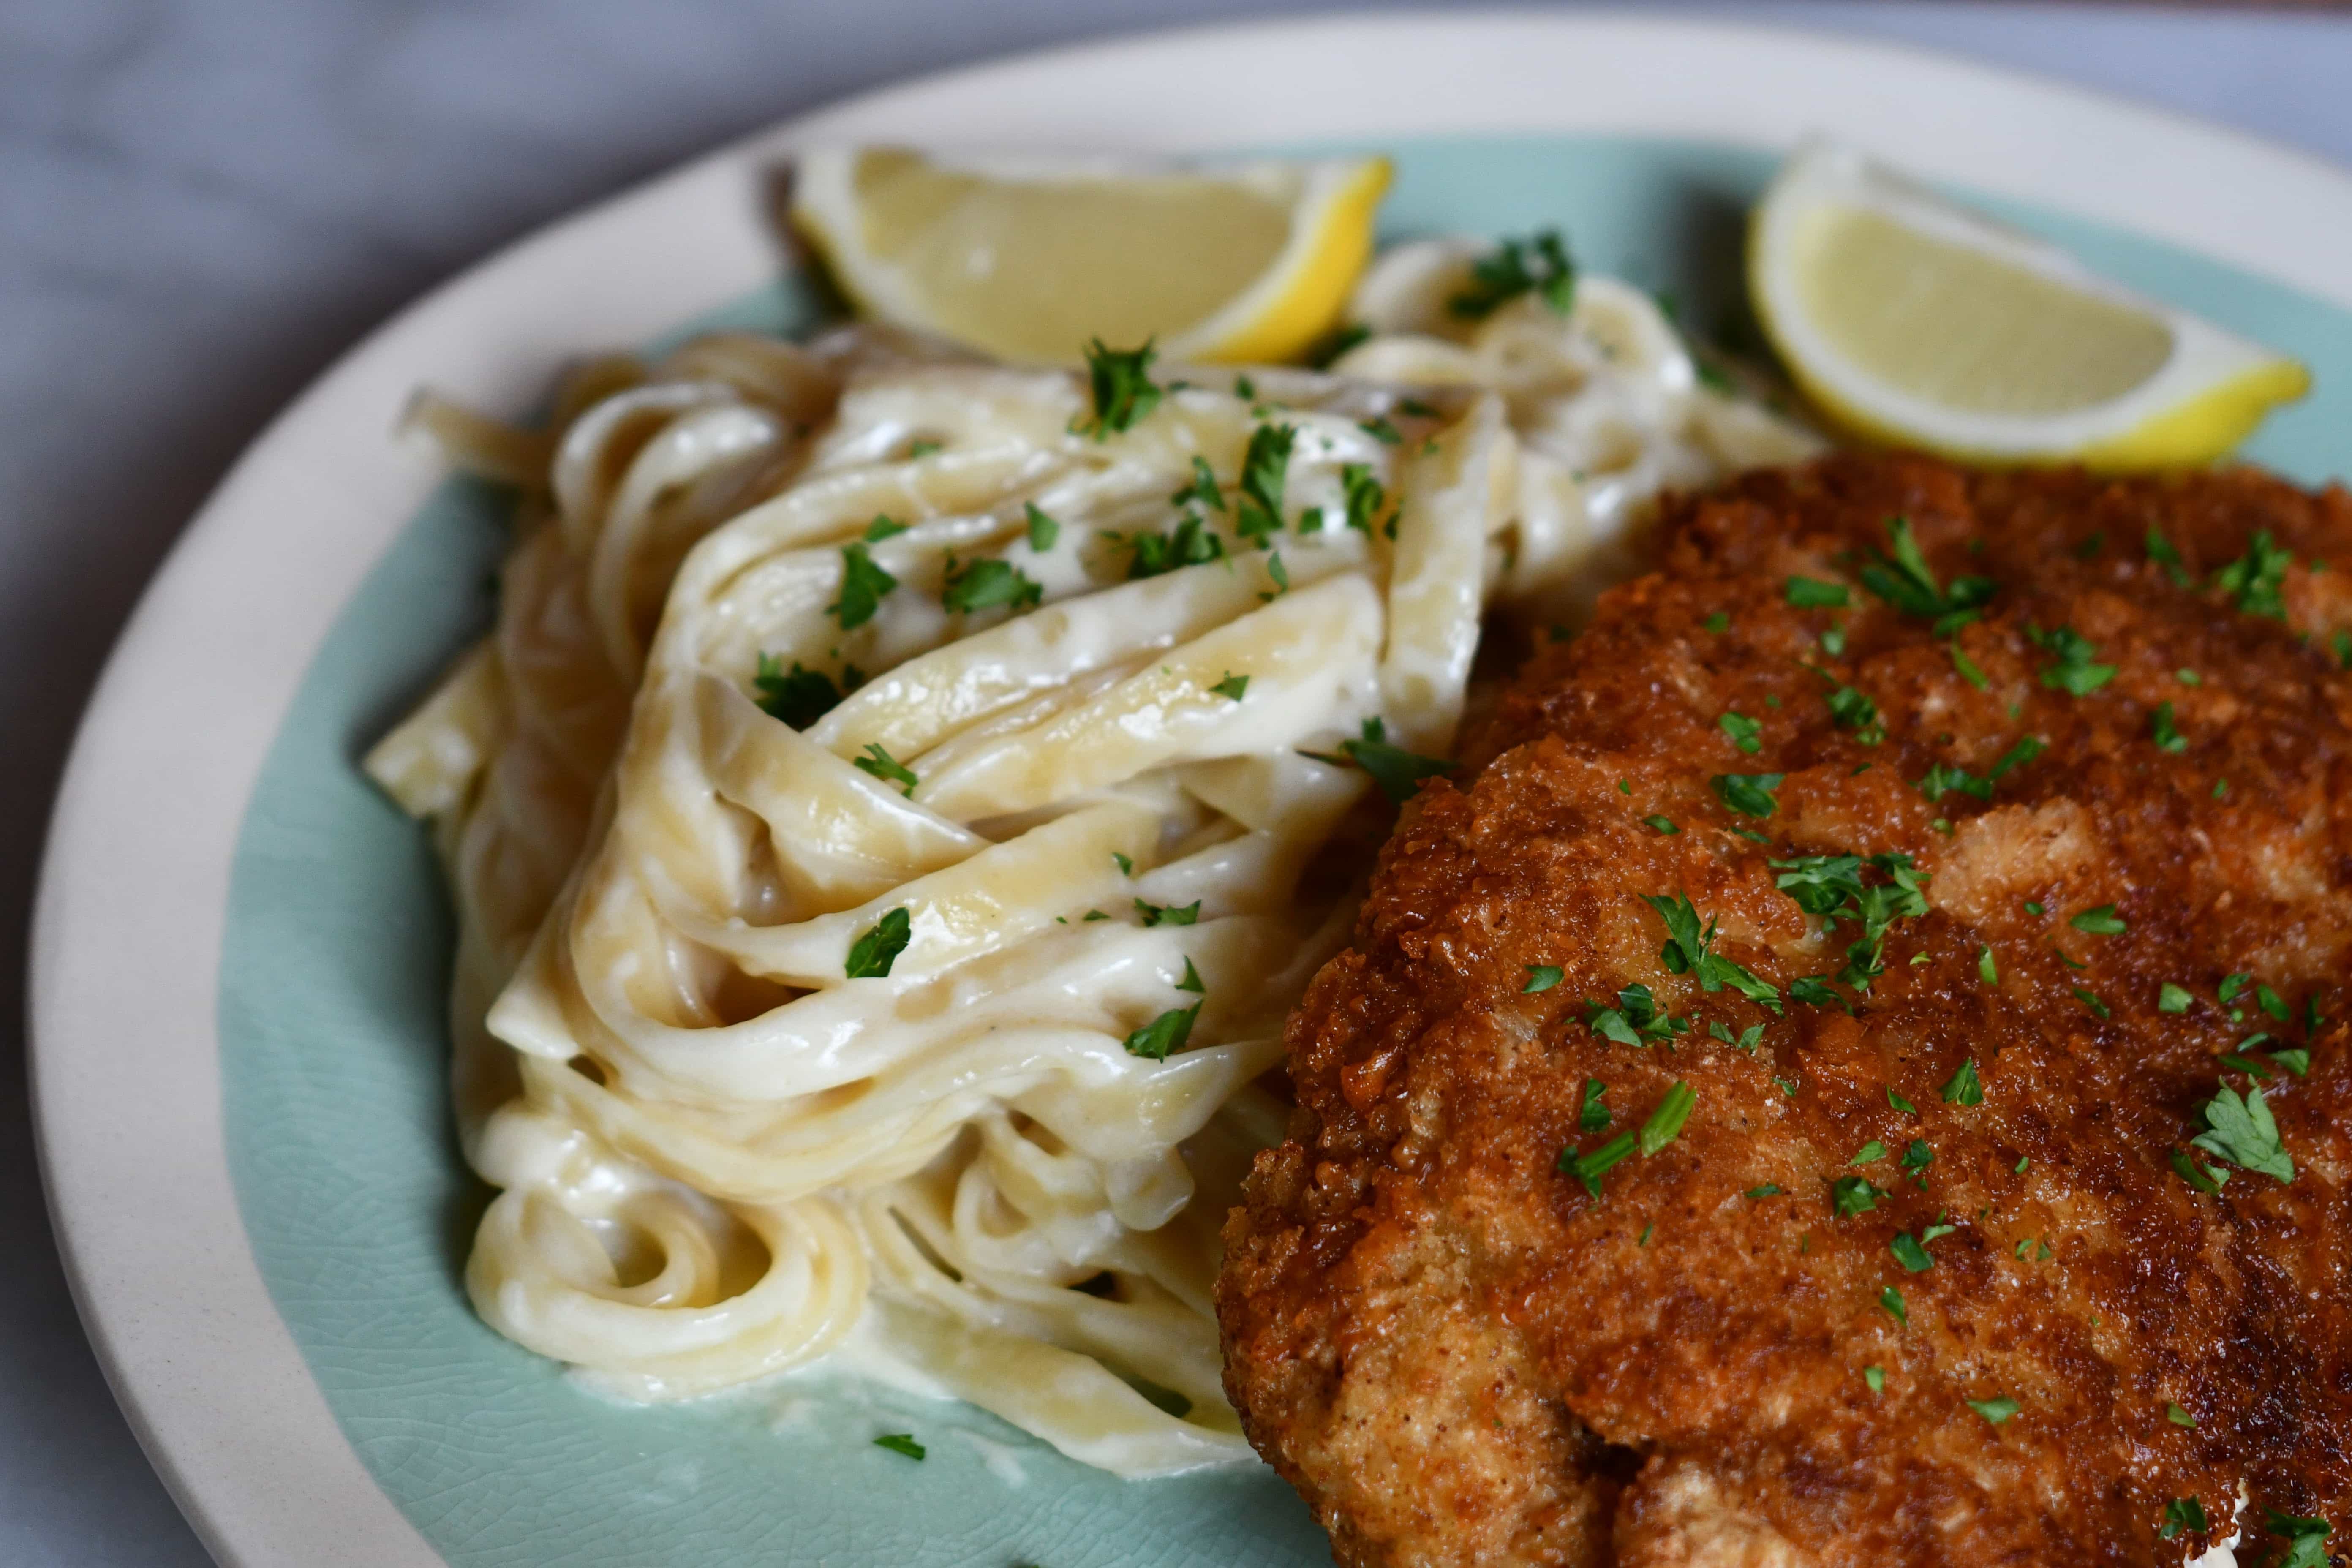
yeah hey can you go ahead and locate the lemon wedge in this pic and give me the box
[789,147,1391,365]
[1750,142,2309,469]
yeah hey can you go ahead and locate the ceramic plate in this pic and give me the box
[32,13,2352,1566]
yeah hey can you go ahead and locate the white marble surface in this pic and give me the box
[3,2,2349,1562]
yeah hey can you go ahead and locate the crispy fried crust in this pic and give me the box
[1218,455,2352,1567]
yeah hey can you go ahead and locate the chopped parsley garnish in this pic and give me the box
[2258,983,2291,1022]
[2192,1080,2294,1181]
[1718,712,1763,754]
[1864,1365,1886,1393]
[1824,681,1883,741]
[1305,716,1454,803]
[1339,463,1386,534]
[1260,550,1290,600]
[1968,1396,2019,1426]
[1111,851,1134,876]
[1077,338,1162,438]
[2336,628,2352,671]
[1579,1078,1611,1132]
[1559,1131,1636,1196]
[1211,672,1250,701]
[1524,965,1564,994]
[1711,771,1784,818]
[1748,1183,1782,1198]
[1448,228,1576,319]
[1880,1286,1908,1324]
[1787,576,1850,609]
[754,653,863,729]
[906,440,942,458]
[941,555,1043,614]
[1233,423,1296,542]
[2219,973,2254,1004]
[1949,641,1990,690]
[2270,1046,2312,1078]
[1850,1141,1889,1166]
[1862,516,1997,631]
[1832,1175,1887,1216]
[1123,514,1226,579]
[1123,1002,1200,1060]
[2171,1147,2229,1193]
[1708,1019,1765,1053]
[2159,1498,2209,1542]
[844,907,912,979]
[1821,622,1848,656]
[1306,321,1372,367]
[1767,851,1928,994]
[1789,977,1848,1011]
[2263,1508,2333,1568]
[1887,1087,1919,1116]
[2029,623,2117,696]
[1644,891,1781,1011]
[873,1433,925,1459]
[1979,947,1999,985]
[2016,1237,2054,1261]
[2024,900,2045,916]
[1641,1081,1696,1155]
[1914,761,1992,803]
[2214,778,2230,799]
[2167,1402,2198,1428]
[1890,1232,1935,1273]
[863,513,909,541]
[1583,985,1688,1045]
[2070,904,2126,936]
[2213,529,2292,619]
[1358,415,1402,445]
[2072,987,2110,1019]
[1025,501,1061,551]
[2146,527,2194,588]
[1941,1059,1984,1106]
[2151,701,2187,754]
[2179,667,2203,686]
[1703,611,1731,634]
[1135,898,1200,927]
[1644,814,1680,835]
[854,743,918,797]
[1176,956,1205,994]
[1900,1140,1934,1179]
[828,542,899,629]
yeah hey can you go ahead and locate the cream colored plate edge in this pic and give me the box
[31,11,2352,1566]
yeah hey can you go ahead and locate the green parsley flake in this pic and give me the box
[1879,1285,1908,1324]
[1523,965,1564,994]
[1786,576,1850,609]
[1821,623,1848,656]
[1121,514,1227,579]
[1850,1141,1889,1166]
[1307,321,1372,367]
[2146,526,2194,588]
[2258,983,2291,1022]
[1112,851,1134,875]
[941,555,1043,614]
[1941,1058,1984,1106]
[1968,1396,2019,1426]
[1644,890,1781,1011]
[1448,228,1576,319]
[1775,1075,1800,1097]
[1711,771,1784,818]
[1025,501,1061,551]
[2159,1498,2210,1543]
[1747,1183,1783,1199]
[1824,681,1883,742]
[753,652,862,730]
[1211,672,1250,701]
[828,542,900,629]
[1559,1130,1637,1196]
[2072,987,2111,1020]
[1312,716,1454,804]
[1718,712,1763,754]
[1702,611,1730,634]
[2263,1508,2333,1568]
[1077,338,1162,438]
[2167,1402,2198,1428]
[1890,1232,1935,1273]
[874,1433,925,1460]
[2151,701,2188,754]
[1864,1365,1886,1393]
[2171,1146,2229,1194]
[1135,898,1200,927]
[1832,1175,1887,1217]
[2192,1080,2295,1182]
[1862,515,1997,631]
[1584,985,1688,1046]
[1358,415,1402,445]
[1888,1087,1919,1115]
[863,513,909,541]
[1949,641,1990,690]
[2070,904,2126,936]
[1638,814,1678,837]
[844,908,912,979]
[1579,1079,1610,1133]
[2213,530,2293,620]
[1176,956,1206,994]
[1233,424,1296,542]
[854,743,918,797]
[2029,623,2118,696]
[1638,1222,1655,1245]
[1900,1139,1934,1178]
[1123,1002,1201,1060]
[1259,550,1290,600]
[1640,1081,1696,1156]
[2219,973,2254,1004]
[1339,463,1386,535]
[906,439,942,458]
[2335,629,2352,671]
[1979,947,1999,985]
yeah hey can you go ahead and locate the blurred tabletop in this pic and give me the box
[5,2,2351,1563]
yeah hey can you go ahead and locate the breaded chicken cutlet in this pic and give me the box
[1217,454,2352,1567]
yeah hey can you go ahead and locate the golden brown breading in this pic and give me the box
[1218,455,2352,1567]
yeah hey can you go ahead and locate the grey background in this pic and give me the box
[5,3,2350,1562]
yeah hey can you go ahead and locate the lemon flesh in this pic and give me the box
[793,148,1390,366]
[1752,143,2309,468]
